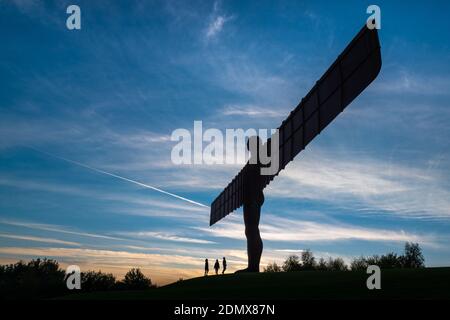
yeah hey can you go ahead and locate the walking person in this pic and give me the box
[222,257,227,274]
[214,259,220,275]
[204,258,209,276]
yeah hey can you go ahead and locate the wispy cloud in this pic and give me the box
[117,231,215,244]
[0,233,80,246]
[205,1,233,39]
[211,57,294,107]
[206,16,230,38]
[0,219,123,241]
[0,177,208,220]
[196,214,437,246]
[27,147,209,208]
[373,68,450,96]
[267,150,450,219]
[7,0,64,28]
[10,0,36,11]
[221,105,286,118]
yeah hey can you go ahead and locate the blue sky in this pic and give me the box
[1,0,450,284]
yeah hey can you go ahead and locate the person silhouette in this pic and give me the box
[214,259,220,275]
[204,258,209,276]
[222,257,227,274]
[236,136,264,273]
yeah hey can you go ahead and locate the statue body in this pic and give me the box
[238,141,264,273]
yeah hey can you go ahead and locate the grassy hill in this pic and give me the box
[63,267,450,300]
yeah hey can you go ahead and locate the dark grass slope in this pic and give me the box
[62,267,450,300]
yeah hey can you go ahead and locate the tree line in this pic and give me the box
[264,242,425,273]
[0,259,155,300]
[0,242,426,299]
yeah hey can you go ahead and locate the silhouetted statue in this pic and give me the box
[204,258,209,276]
[214,259,220,275]
[222,257,227,274]
[209,25,382,276]
[236,137,264,273]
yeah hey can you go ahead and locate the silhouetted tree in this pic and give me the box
[0,258,66,299]
[402,242,425,268]
[350,243,425,271]
[81,271,116,292]
[317,258,328,271]
[326,257,348,271]
[350,256,368,271]
[301,249,317,270]
[282,255,302,272]
[264,262,282,272]
[378,252,403,269]
[365,254,381,266]
[0,259,161,298]
[121,268,152,290]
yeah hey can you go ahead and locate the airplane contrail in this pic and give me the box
[27,146,209,208]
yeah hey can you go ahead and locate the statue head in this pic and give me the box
[247,136,263,163]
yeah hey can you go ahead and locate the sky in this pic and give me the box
[1,0,450,285]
